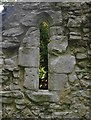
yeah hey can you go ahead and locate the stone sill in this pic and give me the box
[27,90,59,103]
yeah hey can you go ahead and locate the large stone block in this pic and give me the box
[48,36,68,55]
[23,29,40,47]
[48,10,62,25]
[48,73,68,91]
[26,90,59,102]
[49,54,76,74]
[24,68,39,90]
[18,47,39,67]
[50,26,63,36]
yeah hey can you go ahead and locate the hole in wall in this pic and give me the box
[39,21,50,90]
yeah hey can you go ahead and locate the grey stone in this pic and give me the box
[20,13,36,27]
[70,35,81,40]
[15,99,25,105]
[50,26,63,36]
[10,83,20,90]
[69,72,78,83]
[13,91,24,99]
[88,50,91,56]
[70,32,81,36]
[13,71,19,78]
[0,59,3,68]
[83,28,89,33]
[76,53,87,59]
[48,36,68,54]
[19,47,39,67]
[23,29,39,47]
[26,90,59,102]
[67,18,81,28]
[74,47,86,53]
[90,44,91,48]
[49,73,68,90]
[49,54,76,73]
[2,37,20,49]
[16,105,25,110]
[77,61,87,69]
[2,97,13,104]
[3,27,24,37]
[4,59,16,71]
[24,68,39,90]
[80,79,89,88]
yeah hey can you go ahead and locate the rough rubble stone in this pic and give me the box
[67,18,81,28]
[4,59,16,71]
[3,27,24,37]
[69,72,78,83]
[2,37,20,49]
[76,53,87,59]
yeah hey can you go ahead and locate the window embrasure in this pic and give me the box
[39,21,50,90]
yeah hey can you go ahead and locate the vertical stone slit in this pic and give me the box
[39,21,49,90]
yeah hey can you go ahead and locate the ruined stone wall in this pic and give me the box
[1,2,91,119]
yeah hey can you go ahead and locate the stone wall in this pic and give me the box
[1,2,91,119]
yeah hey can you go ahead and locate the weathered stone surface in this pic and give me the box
[20,14,36,27]
[3,27,24,37]
[69,72,78,83]
[24,68,39,90]
[50,26,63,36]
[19,47,39,67]
[48,36,68,55]
[70,35,81,40]
[2,37,20,49]
[26,90,59,102]
[49,54,76,73]
[23,30,39,47]
[4,59,16,71]
[2,2,90,119]
[67,18,81,28]
[10,83,20,90]
[76,53,87,59]
[49,73,68,90]
[0,59,3,68]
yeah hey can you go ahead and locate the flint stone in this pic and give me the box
[49,73,68,90]
[3,27,24,37]
[24,68,39,90]
[49,54,76,74]
[19,47,39,67]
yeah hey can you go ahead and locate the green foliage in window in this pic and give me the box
[39,21,49,89]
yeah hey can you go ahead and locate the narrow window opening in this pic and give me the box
[39,21,49,90]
